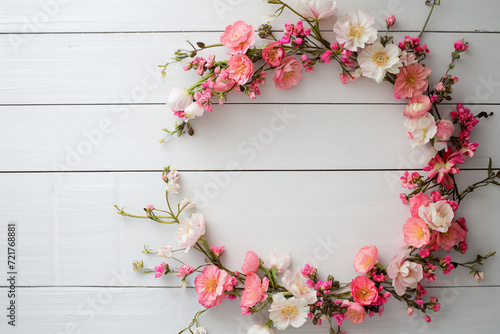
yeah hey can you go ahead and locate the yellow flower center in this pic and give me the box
[372,52,389,66]
[205,278,218,293]
[281,305,298,319]
[405,73,417,87]
[417,228,425,239]
[349,23,365,38]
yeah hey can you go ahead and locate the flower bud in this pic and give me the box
[157,246,173,258]
[193,327,207,334]
[407,307,414,316]
[166,87,192,111]
[248,324,275,334]
[474,271,485,282]
[183,102,205,119]
[386,14,396,27]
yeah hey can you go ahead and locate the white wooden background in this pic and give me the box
[1,1,499,333]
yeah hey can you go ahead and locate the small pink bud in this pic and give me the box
[474,271,485,282]
[424,315,431,323]
[386,14,396,27]
[407,307,414,316]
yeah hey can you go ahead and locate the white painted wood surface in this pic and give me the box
[1,1,499,333]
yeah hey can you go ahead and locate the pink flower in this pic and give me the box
[386,14,396,27]
[210,246,225,257]
[454,40,468,51]
[262,42,285,67]
[154,263,166,278]
[351,276,378,305]
[401,171,420,189]
[345,302,366,324]
[474,271,485,282]
[353,245,378,274]
[434,221,466,252]
[220,21,256,55]
[423,147,465,190]
[339,73,349,84]
[409,192,431,217]
[194,265,235,308]
[241,250,260,275]
[435,119,454,141]
[176,213,206,251]
[272,56,303,90]
[434,82,446,92]
[240,273,269,311]
[419,200,454,233]
[394,64,432,99]
[227,54,254,85]
[177,264,194,277]
[403,217,430,248]
[213,69,235,93]
[403,95,432,119]
[387,249,423,296]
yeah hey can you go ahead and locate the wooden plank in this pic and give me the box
[0,171,498,287]
[0,104,499,171]
[1,0,498,33]
[0,286,498,333]
[1,32,500,104]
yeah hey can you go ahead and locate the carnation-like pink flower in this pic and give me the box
[262,42,285,67]
[353,245,378,274]
[403,217,430,248]
[272,56,303,90]
[220,20,256,55]
[351,276,378,305]
[194,265,235,308]
[240,273,269,311]
[409,192,431,217]
[387,249,423,296]
[394,64,432,99]
[345,302,366,324]
[177,264,194,277]
[404,95,432,119]
[435,119,454,141]
[227,54,254,85]
[241,250,260,275]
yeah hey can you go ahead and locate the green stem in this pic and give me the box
[418,1,438,39]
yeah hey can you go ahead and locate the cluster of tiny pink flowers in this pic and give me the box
[279,20,311,46]
[184,55,216,76]
[440,255,455,274]
[451,103,480,150]
[401,171,421,189]
[399,36,429,56]
[247,71,267,99]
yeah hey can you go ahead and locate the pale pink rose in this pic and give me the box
[404,95,432,119]
[435,119,454,141]
[194,265,235,308]
[176,213,206,251]
[402,217,430,248]
[394,64,432,99]
[227,54,254,85]
[409,192,431,217]
[262,42,285,67]
[241,250,260,274]
[240,273,269,310]
[345,302,366,324]
[418,200,454,233]
[220,20,256,55]
[351,276,378,305]
[272,56,303,90]
[387,249,423,296]
[353,245,378,274]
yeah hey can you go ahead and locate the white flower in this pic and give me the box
[269,293,309,330]
[181,197,195,210]
[166,87,192,111]
[165,169,180,193]
[248,324,275,334]
[400,50,418,66]
[282,270,317,304]
[157,246,173,258]
[266,249,291,273]
[183,102,205,121]
[358,42,402,83]
[404,113,437,149]
[333,11,377,51]
[262,13,276,24]
[415,143,438,166]
[193,327,207,334]
[418,201,454,233]
[167,169,180,182]
[176,213,206,251]
[294,0,338,21]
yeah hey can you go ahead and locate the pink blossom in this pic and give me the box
[401,171,420,189]
[434,82,446,92]
[351,276,378,305]
[386,14,396,27]
[434,221,466,252]
[404,95,432,119]
[407,307,414,316]
[213,69,235,93]
[435,119,454,141]
[387,249,423,296]
[177,264,194,277]
[154,263,166,278]
[339,73,349,85]
[227,54,254,85]
[424,315,432,322]
[240,273,269,310]
[474,271,485,282]
[210,246,225,257]
[295,0,338,21]
[423,147,465,189]
[333,313,345,326]
[241,250,260,275]
[394,64,432,99]
[403,217,431,248]
[345,302,366,324]
[220,21,256,55]
[454,40,469,51]
[194,265,235,308]
[409,192,431,218]
[301,264,316,278]
[272,56,303,90]
[262,42,285,67]
[353,245,378,274]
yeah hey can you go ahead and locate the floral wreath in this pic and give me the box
[115,1,499,333]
